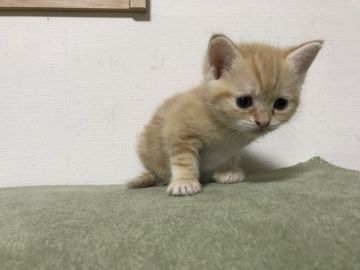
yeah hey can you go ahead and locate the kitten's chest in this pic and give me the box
[199,136,254,172]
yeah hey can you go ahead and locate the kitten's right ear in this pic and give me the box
[206,34,239,80]
[286,40,323,79]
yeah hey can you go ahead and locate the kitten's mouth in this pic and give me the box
[253,125,278,134]
[251,125,273,134]
[237,121,274,133]
[237,123,267,133]
[253,128,267,133]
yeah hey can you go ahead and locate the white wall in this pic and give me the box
[0,0,359,187]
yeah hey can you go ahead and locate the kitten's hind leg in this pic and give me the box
[212,156,245,184]
[127,172,159,189]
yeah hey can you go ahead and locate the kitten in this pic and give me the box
[127,34,323,196]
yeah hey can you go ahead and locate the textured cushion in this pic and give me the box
[0,157,359,270]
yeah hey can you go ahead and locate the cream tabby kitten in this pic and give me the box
[128,34,323,196]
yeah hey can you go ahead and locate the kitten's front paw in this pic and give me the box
[213,168,245,184]
[167,180,201,196]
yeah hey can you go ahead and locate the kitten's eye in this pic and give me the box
[274,98,288,110]
[236,96,253,109]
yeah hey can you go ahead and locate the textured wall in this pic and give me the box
[0,0,359,187]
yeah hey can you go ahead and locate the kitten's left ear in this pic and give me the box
[206,34,240,80]
[286,40,323,79]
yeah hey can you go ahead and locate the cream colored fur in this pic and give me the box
[127,34,323,196]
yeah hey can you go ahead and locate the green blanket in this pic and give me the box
[1,157,359,270]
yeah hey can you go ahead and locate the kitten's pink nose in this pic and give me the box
[255,120,270,128]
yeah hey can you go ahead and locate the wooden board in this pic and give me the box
[130,0,146,11]
[0,0,147,12]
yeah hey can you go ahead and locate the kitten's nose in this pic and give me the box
[255,120,270,128]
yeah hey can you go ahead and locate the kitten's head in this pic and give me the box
[203,34,323,134]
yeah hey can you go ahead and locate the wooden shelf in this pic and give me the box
[0,0,147,12]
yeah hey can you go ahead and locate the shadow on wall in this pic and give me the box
[0,0,151,21]
[240,150,281,175]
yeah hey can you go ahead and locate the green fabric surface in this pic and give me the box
[0,157,359,270]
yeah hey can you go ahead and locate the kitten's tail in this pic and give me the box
[126,172,158,189]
